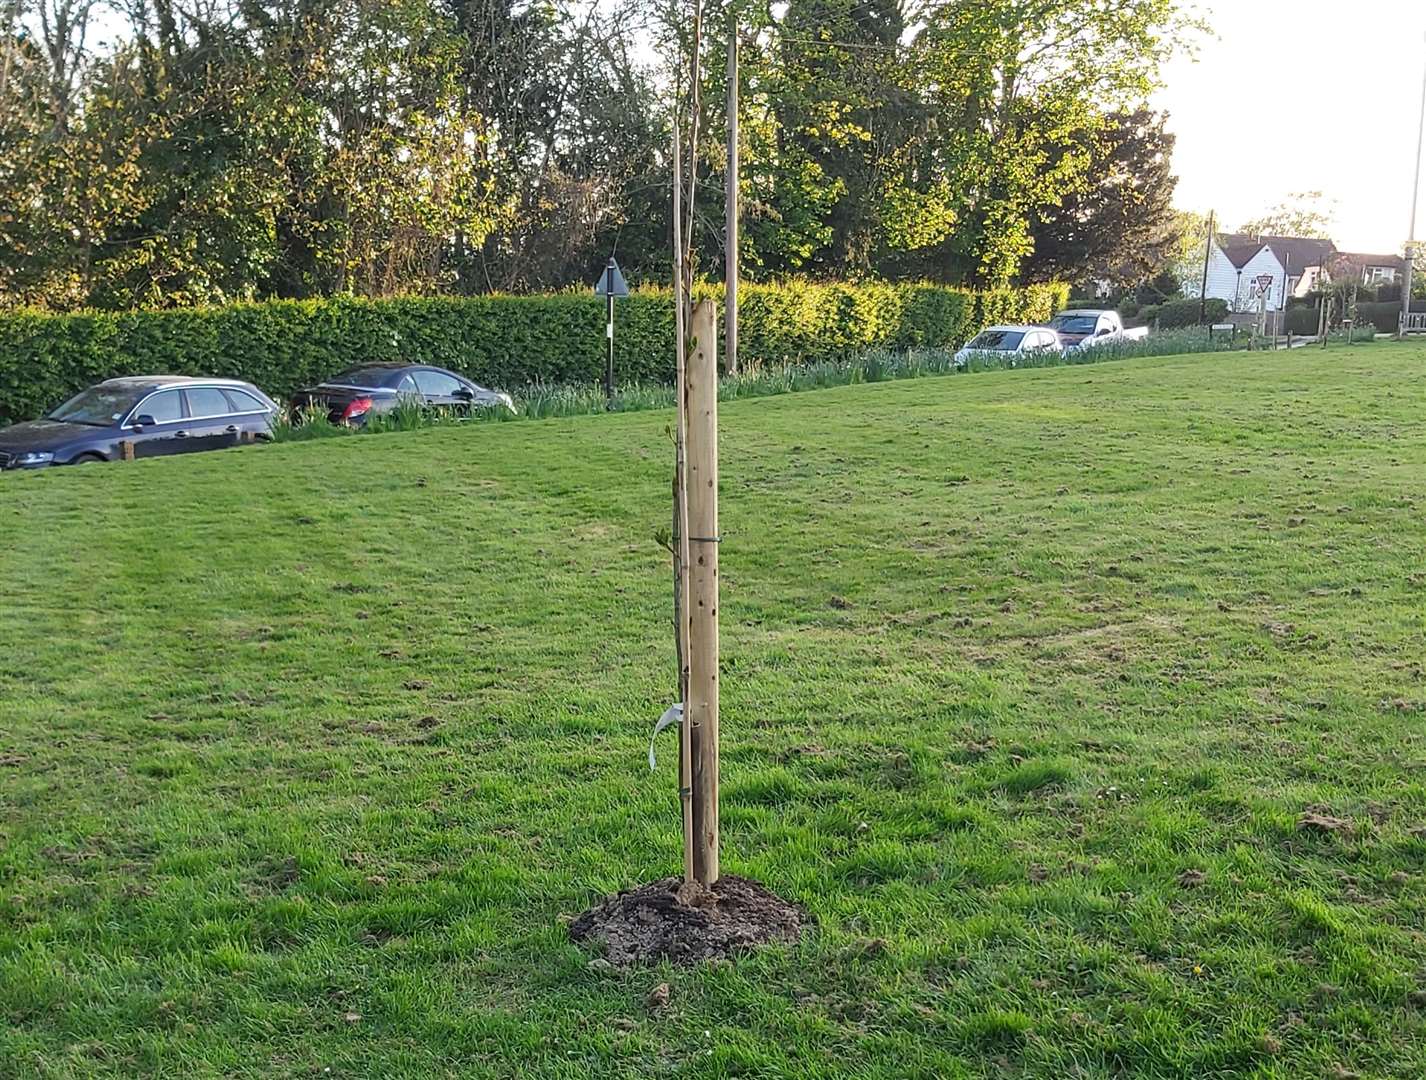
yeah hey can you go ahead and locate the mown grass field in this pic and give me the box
[2,343,1425,1078]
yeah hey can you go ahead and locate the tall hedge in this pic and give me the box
[0,280,1068,425]
[1154,298,1228,329]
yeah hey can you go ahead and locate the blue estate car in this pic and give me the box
[0,376,279,470]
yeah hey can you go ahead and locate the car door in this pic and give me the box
[222,388,275,441]
[181,386,245,453]
[126,389,188,458]
[412,368,467,411]
[393,373,422,414]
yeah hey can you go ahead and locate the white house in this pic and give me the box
[1330,252,1407,287]
[1199,234,1336,313]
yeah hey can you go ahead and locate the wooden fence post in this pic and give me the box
[685,299,720,887]
[119,441,135,462]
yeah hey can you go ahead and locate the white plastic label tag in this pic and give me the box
[648,703,684,771]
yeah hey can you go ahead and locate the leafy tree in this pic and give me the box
[770,0,918,276]
[244,0,499,298]
[906,0,1197,285]
[0,30,89,306]
[447,0,667,292]
[1021,109,1181,286]
[5,0,502,307]
[0,0,1204,309]
[1238,190,1335,239]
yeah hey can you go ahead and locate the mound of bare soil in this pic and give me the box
[569,875,808,968]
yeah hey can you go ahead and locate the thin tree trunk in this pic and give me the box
[671,114,694,885]
[0,0,19,100]
[724,27,738,375]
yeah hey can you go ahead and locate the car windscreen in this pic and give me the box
[47,386,143,426]
[329,367,400,388]
[966,330,1024,351]
[1050,316,1098,334]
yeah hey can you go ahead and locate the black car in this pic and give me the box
[290,363,515,426]
[0,377,279,470]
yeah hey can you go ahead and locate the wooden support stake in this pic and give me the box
[686,299,720,887]
[119,441,135,462]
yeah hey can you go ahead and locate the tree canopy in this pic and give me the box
[1237,191,1336,240]
[0,0,1199,310]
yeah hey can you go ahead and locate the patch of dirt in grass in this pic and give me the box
[569,875,808,968]
[1298,811,1354,836]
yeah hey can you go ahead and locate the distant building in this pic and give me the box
[1201,234,1336,312]
[1329,252,1406,287]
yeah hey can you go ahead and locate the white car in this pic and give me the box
[1049,309,1150,351]
[954,325,1064,368]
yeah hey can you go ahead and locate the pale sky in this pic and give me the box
[1154,1,1426,254]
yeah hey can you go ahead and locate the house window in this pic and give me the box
[1365,266,1398,285]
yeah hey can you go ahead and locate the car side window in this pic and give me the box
[396,375,420,397]
[139,390,183,423]
[413,370,463,396]
[185,388,232,418]
[222,389,266,413]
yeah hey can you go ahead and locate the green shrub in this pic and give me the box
[1285,306,1320,335]
[1156,298,1229,329]
[1354,302,1404,334]
[1138,304,1161,327]
[0,281,1069,424]
[1283,302,1396,336]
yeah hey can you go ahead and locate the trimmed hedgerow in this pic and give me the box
[1353,302,1406,335]
[1154,298,1229,329]
[0,281,1068,424]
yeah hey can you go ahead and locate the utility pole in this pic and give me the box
[1199,210,1215,325]
[1403,33,1426,338]
[1283,252,1294,349]
[724,26,740,376]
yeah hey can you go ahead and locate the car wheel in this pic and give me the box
[71,452,106,465]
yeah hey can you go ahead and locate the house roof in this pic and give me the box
[1222,243,1266,269]
[1334,251,1405,270]
[1218,233,1335,273]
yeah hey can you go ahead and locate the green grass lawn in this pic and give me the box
[3,343,1425,1078]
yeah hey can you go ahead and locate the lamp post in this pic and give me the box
[593,256,629,404]
[1403,33,1426,337]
